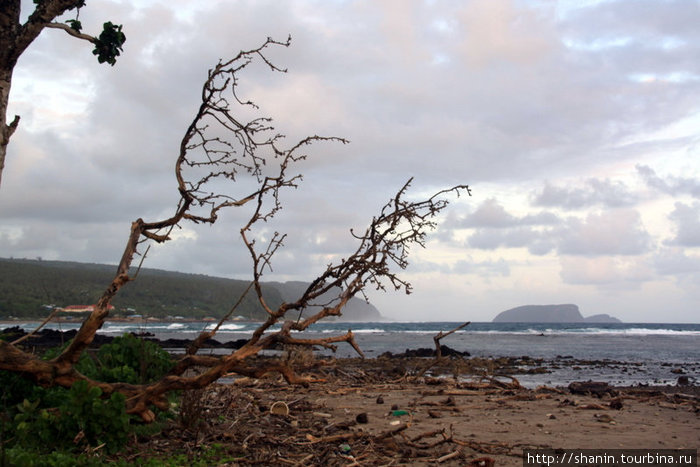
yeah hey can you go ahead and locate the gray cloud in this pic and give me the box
[666,202,700,247]
[637,165,700,198]
[1,0,700,322]
[558,209,651,256]
[653,247,700,276]
[457,198,560,229]
[532,178,640,209]
[461,198,651,257]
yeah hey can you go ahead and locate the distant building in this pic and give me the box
[59,304,115,313]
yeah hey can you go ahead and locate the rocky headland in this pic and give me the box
[493,304,621,323]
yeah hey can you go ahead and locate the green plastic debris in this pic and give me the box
[391,410,409,416]
[339,443,352,454]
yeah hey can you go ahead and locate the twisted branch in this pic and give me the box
[0,36,470,422]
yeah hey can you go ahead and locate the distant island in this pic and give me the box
[492,304,621,323]
[0,258,384,322]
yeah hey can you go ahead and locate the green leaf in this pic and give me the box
[66,19,82,32]
[92,21,126,66]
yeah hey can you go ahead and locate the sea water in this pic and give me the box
[8,321,700,388]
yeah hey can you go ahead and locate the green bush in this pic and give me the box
[91,333,173,384]
[12,381,129,454]
[0,334,174,457]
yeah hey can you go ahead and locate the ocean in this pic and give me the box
[9,321,700,388]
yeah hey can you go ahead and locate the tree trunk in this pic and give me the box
[0,67,17,189]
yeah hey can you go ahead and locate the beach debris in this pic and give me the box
[355,412,368,424]
[568,381,618,398]
[594,413,615,424]
[433,321,471,358]
[609,398,624,410]
[391,409,410,416]
[558,398,577,407]
[338,443,352,454]
[536,385,565,394]
[269,401,289,416]
[376,395,384,404]
[577,403,608,410]
[469,456,496,467]
[442,396,456,406]
[436,449,462,463]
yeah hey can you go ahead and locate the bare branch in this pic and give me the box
[0,34,471,424]
[434,321,470,358]
[44,21,96,43]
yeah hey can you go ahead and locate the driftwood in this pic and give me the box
[0,37,470,422]
[434,321,470,358]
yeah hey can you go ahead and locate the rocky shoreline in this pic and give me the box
[3,326,697,394]
[2,326,698,465]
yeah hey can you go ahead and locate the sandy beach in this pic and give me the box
[117,356,699,466]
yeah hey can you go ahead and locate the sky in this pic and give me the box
[1,0,699,323]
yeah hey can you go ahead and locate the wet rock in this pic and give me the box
[569,381,618,398]
[381,345,470,358]
[3,326,250,351]
[355,412,368,424]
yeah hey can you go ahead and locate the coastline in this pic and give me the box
[2,325,698,465]
[3,323,699,389]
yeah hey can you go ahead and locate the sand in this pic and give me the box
[125,356,699,466]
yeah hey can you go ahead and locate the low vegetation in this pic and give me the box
[1,335,173,465]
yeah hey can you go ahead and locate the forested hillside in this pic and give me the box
[0,258,382,320]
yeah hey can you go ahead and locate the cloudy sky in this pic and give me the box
[1,0,699,323]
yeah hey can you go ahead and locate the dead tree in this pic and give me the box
[0,37,471,422]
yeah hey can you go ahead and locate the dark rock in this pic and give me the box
[4,327,250,351]
[568,381,618,398]
[384,345,470,358]
[355,412,368,424]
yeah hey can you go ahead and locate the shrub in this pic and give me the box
[12,381,129,454]
[91,333,173,384]
[0,334,174,456]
